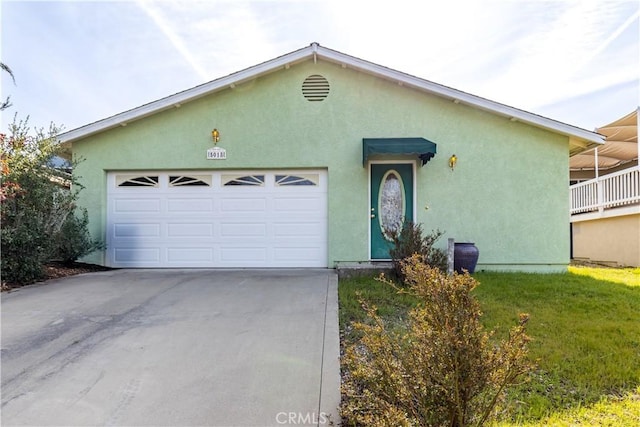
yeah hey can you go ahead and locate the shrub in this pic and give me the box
[52,209,105,266]
[0,218,49,284]
[389,222,446,281]
[341,255,533,427]
[1,116,95,285]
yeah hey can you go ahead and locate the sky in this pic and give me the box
[1,0,638,135]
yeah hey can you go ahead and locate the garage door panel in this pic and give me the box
[167,198,214,212]
[220,198,267,213]
[220,247,268,262]
[114,223,161,238]
[274,197,324,212]
[107,171,327,268]
[274,247,323,262]
[114,248,160,263]
[273,222,323,237]
[167,248,214,263]
[115,199,161,213]
[167,223,214,237]
[220,222,267,238]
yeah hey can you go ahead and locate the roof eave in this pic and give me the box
[59,43,604,148]
[569,137,605,157]
[59,45,316,143]
[315,45,604,147]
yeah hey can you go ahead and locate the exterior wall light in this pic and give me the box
[212,129,220,144]
[449,154,457,170]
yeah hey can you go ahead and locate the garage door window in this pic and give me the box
[117,175,159,187]
[223,175,265,186]
[275,174,318,186]
[169,175,211,187]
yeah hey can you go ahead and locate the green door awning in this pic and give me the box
[363,138,437,166]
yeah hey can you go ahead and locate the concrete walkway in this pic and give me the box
[1,269,340,427]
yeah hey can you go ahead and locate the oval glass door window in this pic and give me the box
[378,170,405,241]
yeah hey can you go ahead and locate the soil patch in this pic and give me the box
[1,262,113,292]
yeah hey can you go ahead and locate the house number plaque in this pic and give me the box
[207,146,227,160]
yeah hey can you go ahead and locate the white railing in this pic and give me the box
[570,166,640,215]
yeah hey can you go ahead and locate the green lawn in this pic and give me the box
[339,266,640,425]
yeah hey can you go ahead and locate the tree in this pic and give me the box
[1,116,103,285]
[1,62,16,111]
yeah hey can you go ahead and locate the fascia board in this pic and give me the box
[316,46,604,146]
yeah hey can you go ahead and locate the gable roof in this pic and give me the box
[59,42,604,152]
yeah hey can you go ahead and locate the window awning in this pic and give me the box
[363,138,437,166]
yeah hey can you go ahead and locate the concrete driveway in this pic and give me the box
[1,269,340,427]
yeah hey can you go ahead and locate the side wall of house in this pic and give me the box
[73,60,570,271]
[572,213,640,267]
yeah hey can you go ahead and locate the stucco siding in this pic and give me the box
[415,109,570,271]
[572,213,640,267]
[73,59,570,271]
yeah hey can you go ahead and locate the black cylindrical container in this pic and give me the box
[454,242,479,274]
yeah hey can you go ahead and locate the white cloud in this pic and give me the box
[136,0,210,80]
[1,0,637,131]
[134,1,284,81]
[476,1,639,110]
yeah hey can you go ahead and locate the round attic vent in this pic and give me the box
[302,74,330,101]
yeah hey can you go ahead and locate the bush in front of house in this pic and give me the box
[0,217,50,285]
[1,116,103,285]
[340,255,533,427]
[53,209,105,266]
[389,222,447,282]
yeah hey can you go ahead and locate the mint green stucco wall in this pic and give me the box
[73,59,569,271]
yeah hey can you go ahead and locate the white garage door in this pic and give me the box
[106,171,327,268]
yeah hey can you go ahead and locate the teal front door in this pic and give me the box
[370,163,414,259]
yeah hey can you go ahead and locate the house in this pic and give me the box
[570,109,639,267]
[59,43,604,272]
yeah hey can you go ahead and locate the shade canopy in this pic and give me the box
[363,137,437,166]
[570,109,638,171]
